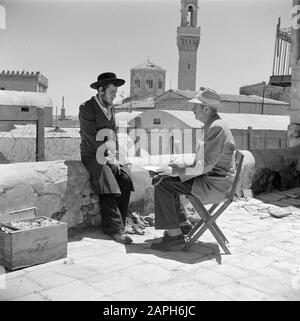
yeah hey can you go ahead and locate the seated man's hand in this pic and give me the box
[169,160,187,175]
[109,160,121,175]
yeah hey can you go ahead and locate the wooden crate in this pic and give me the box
[0,209,68,271]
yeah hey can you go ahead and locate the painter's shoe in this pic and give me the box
[162,223,193,237]
[180,223,193,235]
[150,233,185,251]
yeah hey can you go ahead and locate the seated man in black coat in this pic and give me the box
[78,72,134,244]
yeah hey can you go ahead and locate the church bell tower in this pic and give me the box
[177,0,201,91]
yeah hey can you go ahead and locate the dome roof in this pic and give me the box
[132,59,166,71]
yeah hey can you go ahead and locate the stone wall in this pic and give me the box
[0,160,101,232]
[1,147,299,232]
[0,159,153,232]
[250,145,300,194]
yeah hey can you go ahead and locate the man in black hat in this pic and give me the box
[79,72,134,244]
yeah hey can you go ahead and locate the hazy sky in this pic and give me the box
[0,0,291,116]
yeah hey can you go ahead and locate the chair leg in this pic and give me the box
[185,196,231,254]
[209,224,231,254]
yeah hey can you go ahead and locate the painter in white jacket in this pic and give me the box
[150,87,236,251]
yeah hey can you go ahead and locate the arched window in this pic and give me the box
[187,6,194,27]
[158,78,163,89]
[134,76,141,89]
[146,75,154,89]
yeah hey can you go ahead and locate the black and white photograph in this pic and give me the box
[0,0,300,306]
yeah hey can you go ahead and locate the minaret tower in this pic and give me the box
[177,0,201,91]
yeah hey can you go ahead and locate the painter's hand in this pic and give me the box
[169,161,186,174]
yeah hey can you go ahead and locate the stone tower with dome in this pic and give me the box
[130,59,166,100]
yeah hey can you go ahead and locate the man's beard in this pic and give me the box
[98,93,110,107]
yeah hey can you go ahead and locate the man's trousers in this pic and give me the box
[154,176,194,230]
[99,169,132,235]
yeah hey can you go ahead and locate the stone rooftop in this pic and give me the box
[1,188,300,301]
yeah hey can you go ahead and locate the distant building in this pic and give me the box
[0,70,48,92]
[115,89,289,115]
[116,110,289,153]
[130,59,166,100]
[0,70,52,127]
[0,90,53,130]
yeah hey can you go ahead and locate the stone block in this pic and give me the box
[36,194,64,218]
[280,191,300,199]
[87,203,100,216]
[267,207,293,218]
[40,280,105,301]
[0,184,38,215]
[90,194,100,204]
[90,214,102,227]
[243,189,253,198]
[256,192,287,202]
[268,200,294,207]
[284,198,300,206]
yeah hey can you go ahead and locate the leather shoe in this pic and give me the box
[151,233,185,251]
[180,223,193,235]
[111,233,133,244]
[163,223,193,237]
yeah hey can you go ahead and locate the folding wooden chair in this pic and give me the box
[183,150,244,254]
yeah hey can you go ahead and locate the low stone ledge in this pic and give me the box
[1,147,299,230]
[249,145,300,195]
[0,160,101,229]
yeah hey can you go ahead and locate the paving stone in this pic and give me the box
[257,267,294,284]
[0,276,43,301]
[272,261,300,271]
[192,270,235,287]
[279,191,300,199]
[287,187,300,195]
[229,255,274,271]
[241,205,259,213]
[246,198,263,205]
[268,200,296,207]
[68,245,111,259]
[210,264,250,279]
[256,203,274,210]
[26,269,75,289]
[43,262,99,280]
[13,293,49,301]
[267,207,293,218]
[2,195,300,301]
[268,293,300,301]
[239,275,292,294]
[5,270,26,280]
[40,280,105,301]
[284,198,300,206]
[110,286,168,301]
[24,258,69,272]
[148,280,231,301]
[75,252,143,274]
[256,193,287,202]
[91,275,142,295]
[121,263,171,284]
[215,284,269,301]
[261,246,294,259]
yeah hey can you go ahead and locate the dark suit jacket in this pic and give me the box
[79,96,133,195]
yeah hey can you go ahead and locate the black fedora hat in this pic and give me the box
[90,72,125,90]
